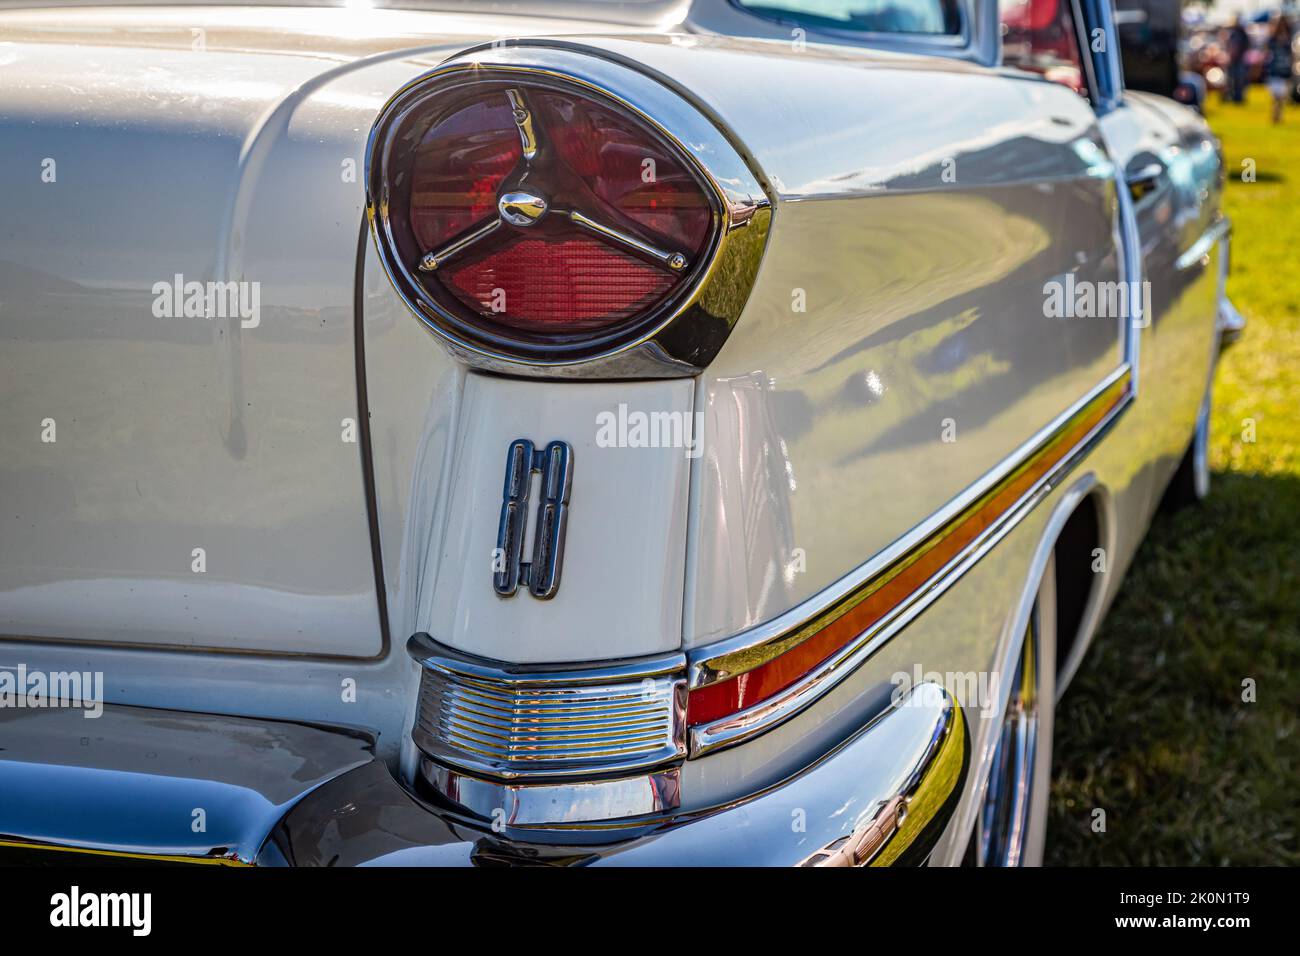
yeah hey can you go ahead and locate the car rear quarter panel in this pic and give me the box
[568,36,1129,644]
[0,36,384,655]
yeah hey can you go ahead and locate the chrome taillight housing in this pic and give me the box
[366,48,771,376]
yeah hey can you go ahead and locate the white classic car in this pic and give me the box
[0,0,1239,867]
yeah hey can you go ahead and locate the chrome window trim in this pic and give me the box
[686,364,1133,755]
[366,45,772,380]
[686,0,1001,66]
[1070,0,1102,105]
[1088,0,1126,111]
[1113,153,1143,394]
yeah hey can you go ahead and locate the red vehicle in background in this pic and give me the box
[1001,0,1087,94]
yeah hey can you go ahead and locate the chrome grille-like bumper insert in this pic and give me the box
[408,634,687,781]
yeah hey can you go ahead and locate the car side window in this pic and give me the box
[732,0,962,36]
[1001,0,1089,96]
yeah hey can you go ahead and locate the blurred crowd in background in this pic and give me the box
[1174,3,1297,120]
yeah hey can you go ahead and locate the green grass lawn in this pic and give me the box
[1045,93,1300,865]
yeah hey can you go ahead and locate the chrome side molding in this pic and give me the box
[1175,215,1231,272]
[685,365,1133,755]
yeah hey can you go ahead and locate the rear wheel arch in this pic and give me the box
[1051,481,1118,699]
[944,472,1115,865]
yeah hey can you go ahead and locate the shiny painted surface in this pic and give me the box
[0,8,650,656]
[0,10,435,654]
[687,367,1130,752]
[0,701,373,864]
[1124,93,1225,498]
[417,373,693,662]
[0,1,1230,862]
[577,35,1131,644]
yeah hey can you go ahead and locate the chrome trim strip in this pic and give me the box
[0,838,248,867]
[688,365,1131,685]
[1069,0,1102,108]
[568,210,688,271]
[418,217,501,272]
[1087,0,1127,113]
[1176,216,1231,272]
[409,633,685,685]
[687,366,1132,755]
[1214,220,1244,349]
[420,760,681,826]
[505,88,540,161]
[1114,153,1144,396]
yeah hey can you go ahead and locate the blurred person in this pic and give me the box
[1227,16,1250,102]
[1265,15,1294,122]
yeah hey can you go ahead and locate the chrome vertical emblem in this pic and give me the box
[493,439,573,600]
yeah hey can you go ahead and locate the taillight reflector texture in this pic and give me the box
[386,79,719,349]
[443,236,675,333]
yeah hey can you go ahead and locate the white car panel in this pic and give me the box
[419,372,694,664]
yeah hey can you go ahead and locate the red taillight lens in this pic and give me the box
[538,91,713,253]
[381,79,720,354]
[408,97,522,252]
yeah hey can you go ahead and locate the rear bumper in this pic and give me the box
[0,684,967,867]
[0,704,373,865]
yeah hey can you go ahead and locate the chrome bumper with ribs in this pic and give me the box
[0,681,967,867]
